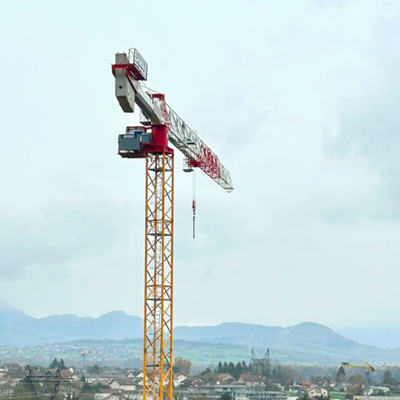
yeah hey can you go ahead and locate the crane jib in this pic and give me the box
[112,49,234,193]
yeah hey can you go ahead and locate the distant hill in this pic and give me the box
[19,311,144,344]
[174,321,359,349]
[174,321,400,364]
[0,300,142,345]
[0,300,400,365]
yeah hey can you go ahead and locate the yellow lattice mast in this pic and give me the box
[143,151,174,400]
[112,48,233,400]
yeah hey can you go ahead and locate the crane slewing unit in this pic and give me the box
[112,48,233,400]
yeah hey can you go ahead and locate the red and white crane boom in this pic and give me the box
[113,48,233,192]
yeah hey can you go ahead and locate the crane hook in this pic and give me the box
[192,199,196,239]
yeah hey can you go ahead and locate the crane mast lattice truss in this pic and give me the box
[112,48,233,400]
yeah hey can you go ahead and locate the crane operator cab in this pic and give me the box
[118,126,152,158]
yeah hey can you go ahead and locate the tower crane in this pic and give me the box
[111,48,233,400]
[342,362,375,395]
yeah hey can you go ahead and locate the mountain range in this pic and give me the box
[0,302,143,344]
[1,300,399,365]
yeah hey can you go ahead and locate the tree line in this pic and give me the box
[215,361,251,378]
[48,358,68,370]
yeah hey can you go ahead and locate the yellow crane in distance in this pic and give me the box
[342,362,375,396]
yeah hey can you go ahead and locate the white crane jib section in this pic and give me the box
[113,51,234,193]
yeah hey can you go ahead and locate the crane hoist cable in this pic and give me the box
[192,169,197,239]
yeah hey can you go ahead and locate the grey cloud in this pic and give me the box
[327,84,400,222]
[0,199,130,279]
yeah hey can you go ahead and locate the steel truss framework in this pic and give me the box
[143,152,174,400]
[21,370,62,400]
[250,349,277,400]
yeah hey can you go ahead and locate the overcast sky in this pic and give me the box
[1,0,400,346]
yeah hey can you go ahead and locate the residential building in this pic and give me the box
[301,380,312,390]
[109,378,137,391]
[217,373,236,385]
[369,386,390,395]
[95,389,142,400]
[307,385,328,399]
[173,373,188,387]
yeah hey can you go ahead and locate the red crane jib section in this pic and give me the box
[112,62,221,180]
[188,149,221,180]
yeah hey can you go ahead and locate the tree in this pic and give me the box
[217,362,223,374]
[275,365,297,387]
[348,374,364,386]
[173,357,192,375]
[87,364,102,374]
[348,384,363,396]
[383,370,398,387]
[235,362,243,376]
[199,368,217,384]
[348,374,364,396]
[220,393,232,400]
[227,362,235,377]
[80,373,90,392]
[49,358,59,369]
[58,358,67,370]
[336,366,346,384]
